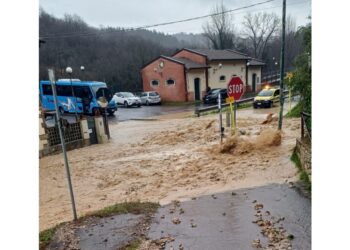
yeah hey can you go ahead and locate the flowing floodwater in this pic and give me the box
[40,101,301,231]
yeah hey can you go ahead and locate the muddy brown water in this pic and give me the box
[148,183,311,250]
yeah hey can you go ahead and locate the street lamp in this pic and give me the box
[66,67,78,120]
[80,66,85,81]
[246,61,250,90]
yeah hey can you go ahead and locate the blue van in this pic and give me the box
[39,79,117,115]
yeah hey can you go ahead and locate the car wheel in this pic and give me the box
[146,100,149,106]
[253,104,257,109]
[137,104,141,108]
[108,111,115,116]
[124,101,129,108]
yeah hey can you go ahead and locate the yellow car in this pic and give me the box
[253,87,280,108]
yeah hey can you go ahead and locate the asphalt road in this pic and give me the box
[148,184,311,250]
[107,104,203,123]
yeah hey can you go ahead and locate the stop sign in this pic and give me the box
[227,76,245,100]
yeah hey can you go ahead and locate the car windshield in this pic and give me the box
[258,89,274,96]
[149,92,159,96]
[121,92,135,98]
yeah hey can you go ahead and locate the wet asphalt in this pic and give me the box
[62,184,310,250]
[77,214,145,250]
[148,183,311,250]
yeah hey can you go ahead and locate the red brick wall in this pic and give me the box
[141,58,187,102]
[173,50,207,65]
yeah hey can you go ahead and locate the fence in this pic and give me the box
[301,112,311,141]
[194,90,290,117]
[39,113,110,158]
[46,122,83,146]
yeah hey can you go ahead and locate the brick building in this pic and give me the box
[141,48,264,102]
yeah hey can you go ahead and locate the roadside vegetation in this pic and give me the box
[39,201,159,250]
[291,148,311,192]
[285,102,302,118]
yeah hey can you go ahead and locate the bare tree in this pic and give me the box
[242,12,280,59]
[202,3,235,49]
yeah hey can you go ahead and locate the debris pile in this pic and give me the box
[251,200,293,249]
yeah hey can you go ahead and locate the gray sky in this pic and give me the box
[40,0,311,34]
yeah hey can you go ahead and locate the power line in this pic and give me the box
[161,0,310,34]
[40,0,276,39]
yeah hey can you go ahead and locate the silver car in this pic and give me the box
[140,91,161,105]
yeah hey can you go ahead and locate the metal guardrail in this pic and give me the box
[301,111,311,140]
[194,90,290,117]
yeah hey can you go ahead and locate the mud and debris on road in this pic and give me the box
[144,184,310,250]
[40,108,301,231]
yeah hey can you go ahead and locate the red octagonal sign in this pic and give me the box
[227,76,245,100]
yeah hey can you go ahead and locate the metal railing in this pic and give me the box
[195,90,290,117]
[301,111,311,140]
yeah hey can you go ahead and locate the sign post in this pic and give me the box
[48,69,78,221]
[286,72,294,112]
[218,93,224,143]
[227,77,245,135]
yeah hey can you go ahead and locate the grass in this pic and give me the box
[39,222,67,250]
[39,201,159,249]
[285,101,302,118]
[88,201,160,218]
[290,148,311,192]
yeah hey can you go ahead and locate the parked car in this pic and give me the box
[253,87,280,108]
[203,88,228,104]
[112,92,141,108]
[140,91,161,105]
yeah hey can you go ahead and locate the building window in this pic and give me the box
[166,79,175,85]
[151,80,159,87]
[219,75,226,81]
[232,74,237,78]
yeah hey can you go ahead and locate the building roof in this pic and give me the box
[142,55,209,70]
[185,48,250,60]
[247,59,265,66]
[163,56,210,69]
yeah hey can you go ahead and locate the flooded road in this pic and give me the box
[147,184,311,250]
[40,97,300,231]
[108,104,200,123]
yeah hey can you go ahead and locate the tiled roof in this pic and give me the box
[248,59,265,66]
[187,48,250,60]
[162,56,209,69]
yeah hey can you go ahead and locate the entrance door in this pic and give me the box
[194,78,200,101]
[252,73,257,92]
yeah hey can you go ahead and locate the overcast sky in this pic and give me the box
[39,0,311,34]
